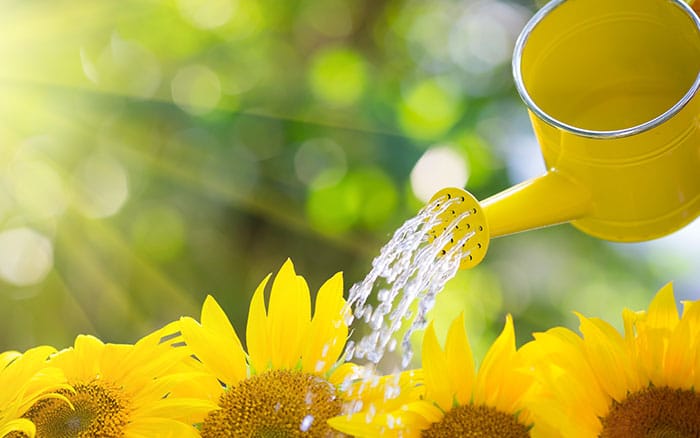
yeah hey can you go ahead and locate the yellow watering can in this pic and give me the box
[430,0,700,270]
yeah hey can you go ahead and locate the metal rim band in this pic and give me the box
[512,0,700,139]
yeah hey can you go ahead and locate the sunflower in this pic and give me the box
[523,282,700,438]
[328,313,535,437]
[0,346,70,437]
[177,258,360,437]
[12,326,219,438]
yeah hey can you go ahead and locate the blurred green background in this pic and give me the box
[0,0,697,364]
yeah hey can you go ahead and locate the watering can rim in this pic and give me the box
[512,0,700,140]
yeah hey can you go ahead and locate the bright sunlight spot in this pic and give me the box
[294,138,347,189]
[178,0,236,29]
[73,153,129,219]
[0,228,53,287]
[410,145,469,202]
[399,78,463,140]
[309,46,367,107]
[171,64,222,115]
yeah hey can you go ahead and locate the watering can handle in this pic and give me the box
[480,171,592,238]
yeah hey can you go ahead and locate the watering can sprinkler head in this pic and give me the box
[428,173,593,271]
[426,188,490,270]
[429,0,700,270]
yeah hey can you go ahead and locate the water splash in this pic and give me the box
[344,194,476,368]
[300,414,314,432]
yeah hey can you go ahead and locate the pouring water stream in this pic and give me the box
[343,193,480,369]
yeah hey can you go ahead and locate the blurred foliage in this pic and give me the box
[0,0,697,366]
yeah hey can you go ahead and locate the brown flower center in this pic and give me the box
[421,404,530,437]
[200,368,345,437]
[12,382,129,438]
[421,405,530,438]
[600,386,700,438]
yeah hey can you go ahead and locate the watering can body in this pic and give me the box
[481,0,700,243]
[429,0,700,269]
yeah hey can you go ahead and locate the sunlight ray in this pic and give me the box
[110,138,377,256]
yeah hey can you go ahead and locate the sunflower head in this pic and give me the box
[0,346,70,438]
[329,313,535,437]
[15,326,219,438]
[523,282,700,438]
[177,258,359,437]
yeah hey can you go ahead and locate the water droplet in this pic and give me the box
[344,341,355,361]
[365,403,377,423]
[300,414,314,432]
[384,381,400,400]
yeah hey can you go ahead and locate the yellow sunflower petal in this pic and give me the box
[160,367,223,402]
[0,418,36,437]
[577,314,640,401]
[524,328,609,430]
[0,348,68,420]
[383,408,430,435]
[178,316,246,385]
[327,414,379,437]
[696,340,700,390]
[302,271,348,375]
[327,362,362,386]
[132,396,218,421]
[268,259,312,369]
[474,314,515,406]
[0,345,71,418]
[646,282,679,331]
[201,295,241,350]
[101,329,202,387]
[494,365,532,416]
[0,351,21,368]
[50,335,103,382]
[339,368,423,414]
[402,399,444,425]
[98,344,140,385]
[664,299,700,388]
[622,308,644,347]
[526,398,579,438]
[246,273,272,373]
[681,299,700,325]
[0,346,55,390]
[130,371,220,416]
[328,410,424,438]
[632,292,678,384]
[422,322,452,411]
[136,320,182,348]
[444,313,474,405]
[126,417,202,438]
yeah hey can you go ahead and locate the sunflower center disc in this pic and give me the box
[421,404,530,438]
[200,369,344,437]
[16,383,128,438]
[600,386,700,438]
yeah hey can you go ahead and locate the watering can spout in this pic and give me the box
[427,171,592,271]
[481,171,592,238]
